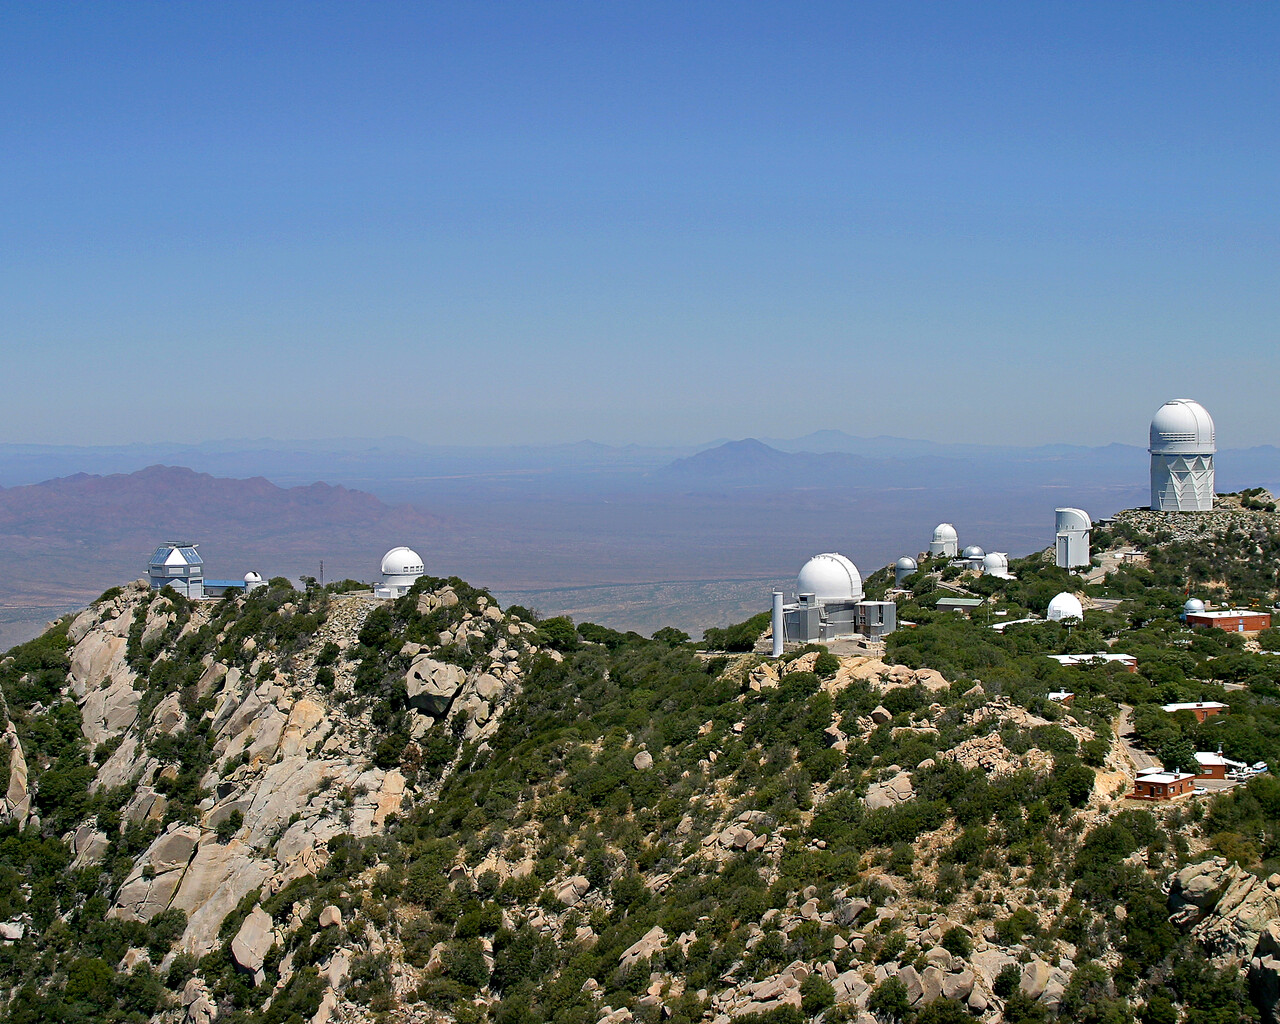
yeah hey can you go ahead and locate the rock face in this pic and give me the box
[0,724,31,827]
[1170,857,1280,963]
[1250,921,1280,1024]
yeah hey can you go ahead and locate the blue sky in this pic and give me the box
[2,2,1277,448]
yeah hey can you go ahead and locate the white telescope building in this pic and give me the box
[1150,399,1215,512]
[1055,508,1091,569]
[774,552,896,647]
[929,523,958,558]
[375,546,425,599]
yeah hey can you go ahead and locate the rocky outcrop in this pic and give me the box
[1169,857,1280,963]
[405,656,465,716]
[618,926,666,971]
[865,768,914,810]
[1,723,31,827]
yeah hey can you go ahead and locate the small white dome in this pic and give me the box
[962,545,986,559]
[982,552,1009,574]
[797,552,864,604]
[381,546,424,578]
[244,571,263,584]
[895,556,918,571]
[1184,598,1206,615]
[932,523,958,544]
[1150,399,1215,455]
[1047,592,1085,622]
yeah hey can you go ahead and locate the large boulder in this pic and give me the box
[618,925,666,971]
[556,875,591,908]
[1019,958,1053,1000]
[231,906,275,984]
[405,657,466,716]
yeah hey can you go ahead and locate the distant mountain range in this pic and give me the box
[4,433,1276,498]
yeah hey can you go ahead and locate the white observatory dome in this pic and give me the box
[1047,592,1085,622]
[244,571,263,585]
[982,552,1009,575]
[1184,598,1206,616]
[381,546,425,580]
[1150,399,1215,455]
[797,552,864,604]
[929,523,959,558]
[894,555,918,586]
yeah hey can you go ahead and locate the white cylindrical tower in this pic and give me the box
[772,591,785,658]
[1055,507,1092,568]
[929,523,958,558]
[1149,399,1215,512]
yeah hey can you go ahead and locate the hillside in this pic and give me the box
[2,514,1280,1023]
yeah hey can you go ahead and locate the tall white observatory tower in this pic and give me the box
[1149,399,1215,512]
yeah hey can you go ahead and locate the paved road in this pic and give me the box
[1116,703,1160,772]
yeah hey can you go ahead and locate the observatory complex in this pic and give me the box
[1150,399,1215,512]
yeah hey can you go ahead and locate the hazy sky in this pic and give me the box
[3,2,1277,448]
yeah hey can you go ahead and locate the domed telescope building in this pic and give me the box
[375,546,425,599]
[894,555,918,587]
[771,552,896,653]
[1047,592,1085,623]
[929,523,958,558]
[1150,399,1215,512]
